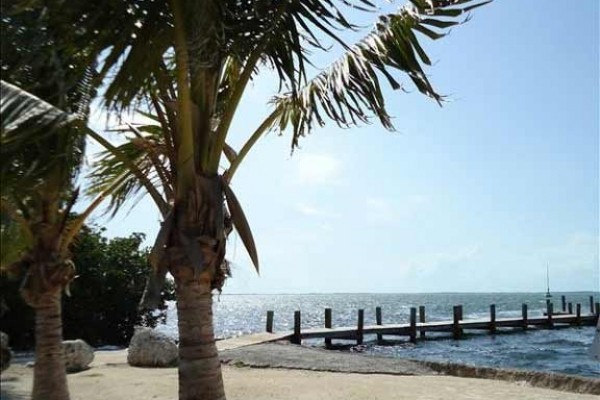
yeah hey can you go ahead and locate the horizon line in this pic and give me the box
[217,290,600,296]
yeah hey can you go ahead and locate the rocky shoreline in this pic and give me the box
[220,342,600,395]
[416,359,600,395]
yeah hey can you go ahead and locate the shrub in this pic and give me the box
[0,225,174,349]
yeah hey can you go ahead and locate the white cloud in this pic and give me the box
[533,232,599,272]
[297,204,321,216]
[401,245,481,274]
[296,203,340,219]
[366,194,430,223]
[295,154,342,185]
[366,197,395,222]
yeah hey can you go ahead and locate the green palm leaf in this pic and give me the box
[272,0,491,148]
[0,80,86,194]
[86,122,172,217]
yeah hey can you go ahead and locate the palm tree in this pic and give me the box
[0,8,121,400]
[1,83,124,399]
[11,1,490,399]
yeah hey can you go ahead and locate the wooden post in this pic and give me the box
[561,295,566,312]
[357,309,364,345]
[266,310,274,333]
[409,307,417,343]
[489,304,496,334]
[547,302,554,328]
[375,306,383,344]
[595,302,600,316]
[457,305,464,336]
[292,311,301,344]
[419,306,426,339]
[324,308,332,348]
[567,302,573,314]
[576,303,581,326]
[452,306,461,340]
[521,303,528,330]
[590,296,594,314]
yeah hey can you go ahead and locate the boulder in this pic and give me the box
[1,331,11,373]
[127,327,178,367]
[63,339,94,372]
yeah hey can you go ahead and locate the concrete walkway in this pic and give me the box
[217,332,291,351]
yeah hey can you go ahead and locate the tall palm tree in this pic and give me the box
[0,8,121,400]
[12,1,490,399]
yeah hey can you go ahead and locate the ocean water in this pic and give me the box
[155,292,600,378]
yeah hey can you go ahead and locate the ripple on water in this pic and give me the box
[154,292,600,378]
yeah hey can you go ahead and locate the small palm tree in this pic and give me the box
[0,8,120,400]
[10,1,490,399]
[0,82,123,400]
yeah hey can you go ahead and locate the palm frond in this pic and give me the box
[0,80,86,194]
[86,121,172,217]
[0,200,32,269]
[272,0,490,149]
[1,80,76,139]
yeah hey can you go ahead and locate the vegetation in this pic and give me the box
[0,8,115,400]
[1,225,174,350]
[2,1,490,399]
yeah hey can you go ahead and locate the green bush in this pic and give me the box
[0,225,174,349]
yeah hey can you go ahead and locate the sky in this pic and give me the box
[85,0,599,294]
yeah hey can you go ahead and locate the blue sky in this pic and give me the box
[87,0,599,294]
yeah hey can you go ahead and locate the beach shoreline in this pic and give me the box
[2,340,599,399]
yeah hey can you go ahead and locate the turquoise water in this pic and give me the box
[156,292,600,378]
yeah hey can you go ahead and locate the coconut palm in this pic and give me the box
[0,8,121,400]
[14,1,490,399]
[0,82,123,400]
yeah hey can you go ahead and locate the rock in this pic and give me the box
[127,327,178,367]
[1,331,11,373]
[63,339,94,372]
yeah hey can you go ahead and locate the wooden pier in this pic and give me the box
[264,295,600,346]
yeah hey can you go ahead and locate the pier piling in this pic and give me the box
[547,302,554,328]
[568,302,573,314]
[419,306,426,339]
[292,311,301,344]
[452,306,461,340]
[561,295,566,312]
[375,306,383,344]
[595,302,599,316]
[266,310,274,333]
[522,303,528,330]
[409,307,417,343]
[324,308,332,348]
[576,303,581,325]
[489,304,496,334]
[357,309,364,345]
[590,296,594,314]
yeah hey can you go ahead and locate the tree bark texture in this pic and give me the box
[32,292,70,400]
[175,277,225,400]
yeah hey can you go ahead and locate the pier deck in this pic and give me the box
[296,313,597,340]
[263,295,600,346]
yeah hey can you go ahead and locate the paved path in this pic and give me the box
[217,332,291,351]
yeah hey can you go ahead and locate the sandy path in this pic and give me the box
[2,351,596,400]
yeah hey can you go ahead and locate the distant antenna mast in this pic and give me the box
[545,264,552,298]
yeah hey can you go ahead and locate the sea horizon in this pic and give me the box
[217,290,600,296]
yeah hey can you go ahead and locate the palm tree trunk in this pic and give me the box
[32,292,70,400]
[176,277,225,400]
